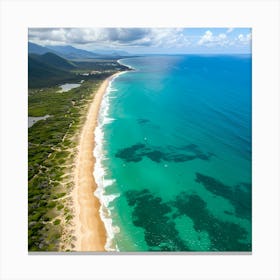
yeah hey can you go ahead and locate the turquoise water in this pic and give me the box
[95,55,252,252]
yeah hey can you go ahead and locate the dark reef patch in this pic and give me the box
[116,143,214,163]
[137,118,150,124]
[126,189,189,251]
[115,143,147,162]
[195,173,252,220]
[173,193,251,251]
[125,189,251,251]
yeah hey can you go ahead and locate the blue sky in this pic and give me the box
[29,28,252,54]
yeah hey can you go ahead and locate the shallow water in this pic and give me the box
[28,115,50,128]
[57,83,81,92]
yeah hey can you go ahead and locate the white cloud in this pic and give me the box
[226,28,234,33]
[238,34,244,40]
[198,30,228,47]
[28,28,252,53]
[237,33,252,44]
[198,30,213,45]
[28,28,190,49]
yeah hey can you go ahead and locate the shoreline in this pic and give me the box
[72,72,124,251]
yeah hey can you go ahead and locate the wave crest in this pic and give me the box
[93,73,125,251]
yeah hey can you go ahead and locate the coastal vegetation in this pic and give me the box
[28,52,129,88]
[28,41,132,88]
[28,53,130,251]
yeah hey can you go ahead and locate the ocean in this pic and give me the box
[94,54,252,252]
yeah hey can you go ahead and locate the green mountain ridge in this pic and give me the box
[28,42,133,88]
[30,52,77,71]
[28,42,54,55]
[29,41,133,59]
[46,45,99,59]
[28,54,76,88]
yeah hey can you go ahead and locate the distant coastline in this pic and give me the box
[117,59,135,71]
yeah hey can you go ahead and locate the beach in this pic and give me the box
[72,73,120,251]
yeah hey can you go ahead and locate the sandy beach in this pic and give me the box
[72,73,119,251]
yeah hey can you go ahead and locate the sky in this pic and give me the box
[28,28,252,54]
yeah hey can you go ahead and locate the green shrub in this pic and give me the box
[48,201,56,208]
[53,219,61,225]
[57,204,64,210]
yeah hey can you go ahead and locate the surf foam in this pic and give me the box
[93,72,126,252]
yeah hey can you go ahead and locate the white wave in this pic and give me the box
[104,117,115,125]
[103,178,116,188]
[93,74,126,252]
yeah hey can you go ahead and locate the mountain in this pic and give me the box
[111,50,130,56]
[28,42,133,88]
[92,49,131,56]
[46,45,99,59]
[28,42,54,55]
[28,42,133,60]
[29,52,77,71]
[28,53,76,88]
[28,42,97,59]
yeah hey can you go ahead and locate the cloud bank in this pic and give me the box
[28,28,252,53]
[28,28,190,48]
[198,29,251,48]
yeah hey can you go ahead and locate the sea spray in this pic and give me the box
[93,72,127,251]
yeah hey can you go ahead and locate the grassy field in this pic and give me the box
[28,70,123,251]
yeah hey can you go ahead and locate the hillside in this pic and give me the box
[28,43,133,88]
[46,45,99,59]
[28,55,76,88]
[28,42,54,55]
[29,41,134,59]
[30,52,77,71]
